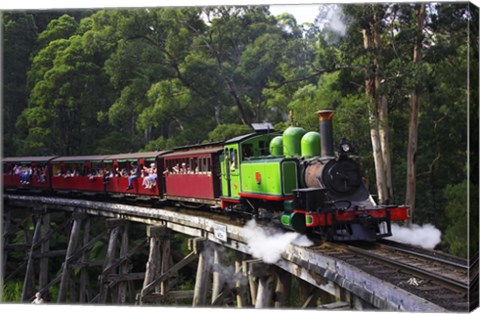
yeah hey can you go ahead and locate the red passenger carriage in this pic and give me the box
[3,156,56,191]
[104,152,167,197]
[50,155,110,194]
[162,145,223,205]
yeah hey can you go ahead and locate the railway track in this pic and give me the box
[312,239,473,311]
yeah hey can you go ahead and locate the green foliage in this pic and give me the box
[37,14,78,47]
[443,181,478,258]
[1,281,23,302]
[143,136,174,151]
[3,13,39,156]
[287,72,342,131]
[207,124,253,142]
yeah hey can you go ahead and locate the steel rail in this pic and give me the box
[378,239,468,269]
[345,244,470,293]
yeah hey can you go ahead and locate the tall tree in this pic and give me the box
[360,6,389,204]
[405,3,426,222]
[3,13,38,156]
[19,15,115,155]
[338,4,394,204]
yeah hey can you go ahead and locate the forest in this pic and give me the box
[2,3,478,258]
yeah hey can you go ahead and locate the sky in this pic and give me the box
[2,1,474,26]
[269,4,321,25]
[0,1,325,25]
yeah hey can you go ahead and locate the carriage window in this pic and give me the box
[259,140,268,155]
[4,163,13,174]
[166,156,212,175]
[199,157,204,173]
[113,162,130,177]
[190,158,197,174]
[242,144,253,159]
[229,148,238,170]
[201,157,211,173]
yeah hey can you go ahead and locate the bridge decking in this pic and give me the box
[3,194,447,311]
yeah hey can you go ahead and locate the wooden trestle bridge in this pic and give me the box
[2,194,476,311]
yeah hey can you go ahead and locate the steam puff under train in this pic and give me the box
[3,110,409,241]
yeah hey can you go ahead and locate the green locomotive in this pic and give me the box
[219,110,409,241]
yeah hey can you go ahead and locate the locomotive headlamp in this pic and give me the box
[339,137,352,154]
[341,143,351,153]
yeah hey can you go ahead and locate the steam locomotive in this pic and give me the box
[3,110,409,241]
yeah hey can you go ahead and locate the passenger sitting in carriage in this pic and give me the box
[142,163,157,189]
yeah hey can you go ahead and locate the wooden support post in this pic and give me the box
[139,225,169,304]
[333,284,370,310]
[160,227,170,296]
[21,212,43,301]
[190,238,211,306]
[318,287,352,311]
[97,218,124,304]
[302,289,321,308]
[39,213,50,290]
[317,289,336,307]
[139,251,197,303]
[298,278,319,308]
[248,261,274,308]
[57,213,85,303]
[23,214,32,251]
[211,244,225,304]
[117,221,129,304]
[79,217,90,303]
[242,260,258,307]
[1,207,12,288]
[274,267,291,308]
[256,275,275,308]
[235,252,249,308]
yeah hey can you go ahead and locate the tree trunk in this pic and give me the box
[367,97,388,204]
[405,4,426,223]
[362,23,388,204]
[378,97,394,204]
[371,8,394,204]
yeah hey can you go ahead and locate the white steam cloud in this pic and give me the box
[389,223,442,250]
[323,5,346,37]
[244,220,313,264]
[315,4,347,39]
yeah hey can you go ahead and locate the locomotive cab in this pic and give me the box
[220,123,283,212]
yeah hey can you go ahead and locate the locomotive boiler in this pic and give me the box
[278,110,409,241]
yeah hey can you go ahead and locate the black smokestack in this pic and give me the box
[316,109,335,157]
